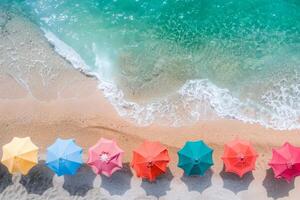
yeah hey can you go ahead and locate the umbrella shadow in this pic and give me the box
[262,168,295,200]
[63,164,96,197]
[219,166,254,194]
[0,163,13,193]
[19,160,54,195]
[100,162,133,196]
[140,168,174,198]
[180,169,213,193]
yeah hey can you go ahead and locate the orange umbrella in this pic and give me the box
[131,140,170,182]
[222,139,258,177]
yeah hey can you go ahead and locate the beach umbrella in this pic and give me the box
[1,137,38,175]
[221,139,258,177]
[178,140,213,176]
[46,138,83,176]
[131,140,170,182]
[269,142,300,182]
[87,138,124,177]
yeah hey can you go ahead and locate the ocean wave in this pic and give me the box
[42,29,300,130]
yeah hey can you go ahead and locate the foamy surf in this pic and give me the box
[42,29,300,130]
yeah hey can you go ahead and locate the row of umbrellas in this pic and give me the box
[1,137,300,182]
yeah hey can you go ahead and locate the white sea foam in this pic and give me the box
[42,29,300,130]
[43,30,90,72]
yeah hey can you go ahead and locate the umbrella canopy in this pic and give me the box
[269,142,300,182]
[1,137,38,175]
[178,140,213,176]
[131,140,170,182]
[46,138,83,176]
[222,139,258,177]
[87,138,124,177]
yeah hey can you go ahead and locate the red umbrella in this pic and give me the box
[131,140,170,182]
[222,139,258,177]
[269,142,300,182]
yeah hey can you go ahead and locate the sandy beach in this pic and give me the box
[0,10,300,200]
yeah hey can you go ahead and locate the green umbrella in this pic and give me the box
[177,140,214,176]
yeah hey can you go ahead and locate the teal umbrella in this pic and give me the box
[177,140,213,176]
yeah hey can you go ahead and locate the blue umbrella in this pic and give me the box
[46,138,83,176]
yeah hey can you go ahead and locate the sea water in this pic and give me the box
[2,0,300,129]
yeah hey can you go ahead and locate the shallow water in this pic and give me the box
[2,0,300,129]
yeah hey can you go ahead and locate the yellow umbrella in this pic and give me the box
[1,137,38,175]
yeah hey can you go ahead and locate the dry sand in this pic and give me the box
[0,11,299,200]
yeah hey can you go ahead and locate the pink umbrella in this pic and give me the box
[87,138,124,177]
[269,142,300,182]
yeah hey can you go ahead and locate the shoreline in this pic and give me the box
[1,9,300,200]
[40,17,300,131]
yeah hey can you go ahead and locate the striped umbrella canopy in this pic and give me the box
[46,138,83,176]
[131,140,170,182]
[222,139,258,177]
[87,138,124,177]
[178,140,213,176]
[1,137,38,175]
[269,142,300,182]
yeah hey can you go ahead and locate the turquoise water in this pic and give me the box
[2,0,300,129]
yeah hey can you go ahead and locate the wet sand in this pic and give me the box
[0,11,300,200]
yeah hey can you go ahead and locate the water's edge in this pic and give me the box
[42,29,300,131]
